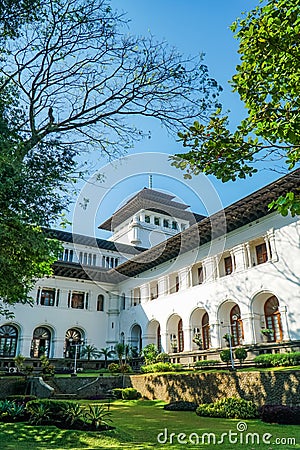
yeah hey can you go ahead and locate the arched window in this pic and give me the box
[30,327,51,358]
[202,313,210,350]
[178,319,184,352]
[97,294,104,312]
[0,325,18,357]
[230,305,244,346]
[264,296,282,342]
[64,328,82,358]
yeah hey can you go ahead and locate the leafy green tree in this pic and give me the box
[141,344,159,365]
[173,0,300,215]
[0,0,221,308]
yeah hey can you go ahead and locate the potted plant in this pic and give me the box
[261,328,273,342]
[192,334,203,350]
[170,337,178,353]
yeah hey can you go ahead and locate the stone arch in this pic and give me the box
[166,314,184,353]
[130,324,142,353]
[190,308,210,350]
[217,300,244,347]
[147,319,162,352]
[251,291,283,343]
[30,325,53,358]
[64,327,85,358]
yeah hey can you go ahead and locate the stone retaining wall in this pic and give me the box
[126,371,300,406]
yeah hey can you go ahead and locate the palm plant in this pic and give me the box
[99,347,115,368]
[84,405,112,429]
[61,402,83,425]
[81,344,101,361]
[27,403,50,425]
[114,343,125,366]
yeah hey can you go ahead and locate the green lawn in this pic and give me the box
[0,400,299,450]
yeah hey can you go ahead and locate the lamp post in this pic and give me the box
[221,314,239,371]
[68,338,84,375]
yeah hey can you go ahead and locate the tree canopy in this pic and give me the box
[172,0,300,215]
[0,0,222,307]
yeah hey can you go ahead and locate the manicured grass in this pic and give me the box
[0,400,299,449]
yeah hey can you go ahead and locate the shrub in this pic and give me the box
[26,399,75,422]
[84,404,112,429]
[121,388,140,400]
[234,348,247,365]
[220,349,231,365]
[164,401,197,411]
[140,362,183,373]
[196,397,258,419]
[156,353,170,363]
[260,404,300,425]
[108,363,120,373]
[194,360,219,369]
[112,388,123,399]
[61,403,84,425]
[141,344,159,365]
[254,352,300,368]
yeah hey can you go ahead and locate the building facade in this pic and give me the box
[0,170,300,366]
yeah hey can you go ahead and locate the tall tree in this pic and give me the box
[172,0,300,215]
[0,0,222,307]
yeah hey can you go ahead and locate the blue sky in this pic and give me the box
[71,1,285,237]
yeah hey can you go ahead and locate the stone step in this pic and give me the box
[52,393,78,400]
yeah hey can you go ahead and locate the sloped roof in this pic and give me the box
[45,229,146,254]
[52,169,300,282]
[98,187,205,231]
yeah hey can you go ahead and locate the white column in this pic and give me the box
[279,305,290,341]
[203,257,216,282]
[241,313,255,345]
[232,244,248,272]
[157,276,168,297]
[245,242,252,268]
[160,329,168,354]
[213,256,220,279]
[209,321,220,349]
[178,267,190,291]
[140,283,150,303]
[267,229,278,262]
[183,326,192,352]
[264,235,272,261]
[106,291,120,346]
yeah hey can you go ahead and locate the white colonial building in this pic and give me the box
[0,169,299,367]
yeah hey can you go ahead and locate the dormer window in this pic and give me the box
[172,221,178,230]
[163,219,169,228]
[145,215,150,223]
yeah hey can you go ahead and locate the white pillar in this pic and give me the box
[267,229,278,262]
[178,267,190,291]
[140,283,150,303]
[157,276,168,297]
